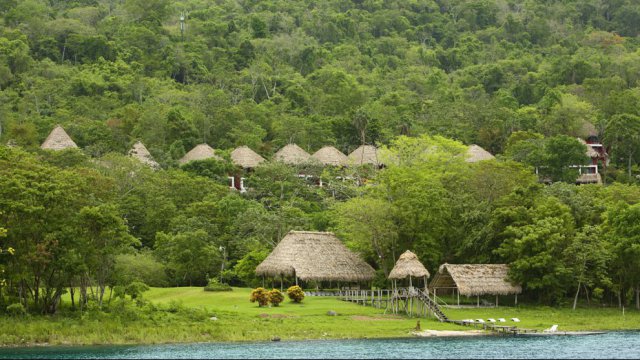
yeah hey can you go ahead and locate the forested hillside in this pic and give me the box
[2,0,640,314]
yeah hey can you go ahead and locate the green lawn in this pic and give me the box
[0,287,638,347]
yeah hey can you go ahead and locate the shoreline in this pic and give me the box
[3,329,630,349]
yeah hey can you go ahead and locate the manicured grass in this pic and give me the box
[0,287,638,347]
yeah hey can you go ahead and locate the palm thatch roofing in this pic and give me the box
[129,141,160,169]
[179,144,221,165]
[41,125,78,151]
[429,264,521,296]
[347,145,380,166]
[231,146,265,169]
[255,231,376,282]
[577,138,600,158]
[388,251,430,280]
[273,144,312,165]
[465,145,495,162]
[312,146,348,166]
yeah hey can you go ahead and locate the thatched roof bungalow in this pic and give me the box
[179,144,221,165]
[312,146,348,166]
[465,145,495,163]
[231,146,265,169]
[41,125,78,151]
[429,264,521,305]
[348,145,380,166]
[255,231,375,282]
[388,251,430,280]
[129,141,160,169]
[273,144,312,165]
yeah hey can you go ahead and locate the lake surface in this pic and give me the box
[1,332,639,359]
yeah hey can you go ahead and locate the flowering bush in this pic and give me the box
[287,285,305,303]
[250,287,270,307]
[268,289,284,306]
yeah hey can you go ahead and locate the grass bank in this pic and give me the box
[0,287,638,346]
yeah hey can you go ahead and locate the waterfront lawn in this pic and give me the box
[1,287,639,346]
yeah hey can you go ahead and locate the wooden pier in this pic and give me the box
[340,288,540,336]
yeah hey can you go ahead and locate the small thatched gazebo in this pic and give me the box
[179,144,221,165]
[273,144,312,165]
[255,231,375,287]
[388,251,430,290]
[429,264,522,307]
[129,141,160,169]
[41,125,78,151]
[312,146,348,166]
[231,146,265,169]
[465,145,495,163]
[348,145,380,167]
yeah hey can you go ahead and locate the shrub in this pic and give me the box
[250,287,270,307]
[287,285,305,303]
[268,289,284,306]
[113,251,169,287]
[125,281,150,300]
[6,303,25,317]
[204,278,232,292]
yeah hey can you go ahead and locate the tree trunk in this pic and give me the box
[572,281,581,311]
[70,287,75,309]
[636,286,640,310]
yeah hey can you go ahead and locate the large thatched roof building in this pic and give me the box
[312,146,348,166]
[429,264,521,297]
[179,144,221,165]
[273,144,312,165]
[231,146,265,169]
[41,125,78,151]
[465,145,495,163]
[255,231,375,282]
[129,141,160,169]
[388,251,430,280]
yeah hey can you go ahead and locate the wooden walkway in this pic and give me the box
[340,288,539,336]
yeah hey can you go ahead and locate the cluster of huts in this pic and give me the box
[37,125,497,191]
[255,231,521,307]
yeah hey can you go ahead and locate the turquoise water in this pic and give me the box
[1,332,639,359]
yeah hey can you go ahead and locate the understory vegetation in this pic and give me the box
[2,0,640,323]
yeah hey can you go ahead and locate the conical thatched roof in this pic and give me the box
[128,141,160,169]
[465,145,495,162]
[255,231,376,282]
[41,125,78,151]
[388,251,430,280]
[429,264,521,296]
[348,145,380,166]
[231,146,265,169]
[273,144,312,165]
[312,146,348,166]
[179,144,221,165]
[577,138,599,158]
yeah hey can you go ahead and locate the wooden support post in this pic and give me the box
[457,289,460,306]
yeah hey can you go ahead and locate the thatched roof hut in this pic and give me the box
[429,264,521,296]
[179,144,221,165]
[129,141,160,169]
[41,125,78,151]
[577,138,599,158]
[465,145,495,163]
[231,146,265,169]
[273,144,312,165]
[347,145,380,166]
[388,251,430,280]
[312,146,348,166]
[255,231,375,282]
